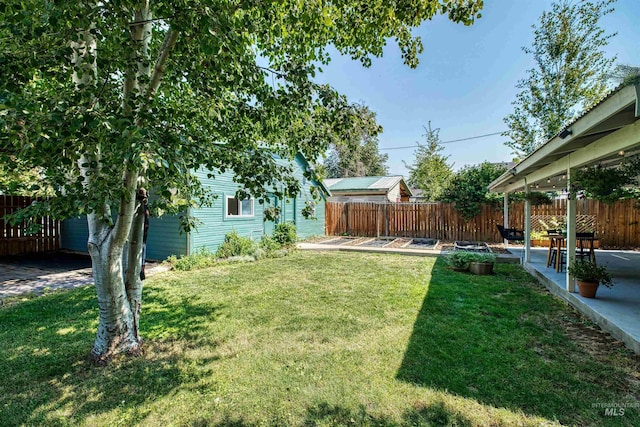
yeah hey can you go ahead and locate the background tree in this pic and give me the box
[0,1,483,363]
[0,162,50,197]
[404,122,453,201]
[608,64,640,87]
[324,104,388,178]
[503,0,616,157]
[441,162,507,219]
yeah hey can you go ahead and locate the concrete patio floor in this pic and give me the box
[0,252,169,300]
[508,247,640,354]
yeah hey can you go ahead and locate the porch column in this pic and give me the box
[566,167,577,292]
[503,192,509,246]
[524,183,531,263]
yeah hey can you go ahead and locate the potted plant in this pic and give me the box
[567,259,613,298]
[530,230,549,247]
[446,251,475,272]
[468,252,497,275]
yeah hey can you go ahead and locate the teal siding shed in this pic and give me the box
[188,167,267,253]
[60,215,186,261]
[60,153,327,259]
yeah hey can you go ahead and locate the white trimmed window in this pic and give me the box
[226,196,254,217]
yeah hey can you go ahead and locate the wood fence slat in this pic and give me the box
[0,195,60,256]
[325,200,640,248]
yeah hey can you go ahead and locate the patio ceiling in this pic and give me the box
[490,84,640,193]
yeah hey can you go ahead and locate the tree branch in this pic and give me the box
[257,65,286,78]
[111,168,139,251]
[124,3,153,115]
[145,28,178,100]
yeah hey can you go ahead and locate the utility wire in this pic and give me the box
[379,130,507,151]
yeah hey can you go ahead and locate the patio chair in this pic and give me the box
[548,232,595,272]
[496,224,525,243]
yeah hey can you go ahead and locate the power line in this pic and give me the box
[379,130,507,151]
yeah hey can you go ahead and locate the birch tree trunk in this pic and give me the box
[125,205,146,343]
[86,170,142,364]
[72,4,152,363]
[88,229,141,362]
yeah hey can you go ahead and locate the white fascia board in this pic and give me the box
[491,85,638,193]
[501,120,640,193]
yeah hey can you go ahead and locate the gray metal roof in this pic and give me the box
[325,176,412,195]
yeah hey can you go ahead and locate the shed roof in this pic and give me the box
[324,176,412,196]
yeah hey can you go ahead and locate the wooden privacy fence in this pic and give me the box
[325,199,640,248]
[0,195,60,256]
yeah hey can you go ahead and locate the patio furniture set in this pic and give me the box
[496,224,597,273]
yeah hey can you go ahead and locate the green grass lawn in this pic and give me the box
[1,251,639,426]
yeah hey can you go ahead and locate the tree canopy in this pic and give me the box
[0,0,484,362]
[324,104,388,178]
[503,0,616,157]
[405,122,453,201]
[440,162,506,219]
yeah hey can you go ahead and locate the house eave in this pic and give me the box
[490,84,640,193]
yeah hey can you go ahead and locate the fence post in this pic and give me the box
[384,203,389,237]
[376,203,380,239]
[345,203,349,236]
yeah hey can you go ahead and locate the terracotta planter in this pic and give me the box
[577,280,599,298]
[469,262,494,275]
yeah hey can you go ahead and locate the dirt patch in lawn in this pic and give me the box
[561,309,640,397]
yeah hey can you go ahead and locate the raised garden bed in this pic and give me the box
[357,239,393,247]
[406,238,438,249]
[453,241,492,253]
[315,236,438,250]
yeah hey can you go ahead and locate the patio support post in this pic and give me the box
[524,183,531,263]
[566,167,577,292]
[503,192,509,246]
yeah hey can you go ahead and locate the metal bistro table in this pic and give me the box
[546,232,597,273]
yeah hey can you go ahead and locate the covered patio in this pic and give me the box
[489,83,640,353]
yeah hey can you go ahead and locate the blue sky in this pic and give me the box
[315,0,640,176]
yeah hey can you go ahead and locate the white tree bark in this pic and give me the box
[72,2,177,363]
[86,169,141,363]
[125,204,146,343]
[72,7,148,363]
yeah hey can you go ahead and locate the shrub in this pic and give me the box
[523,191,553,206]
[446,251,476,269]
[272,222,297,247]
[166,247,215,271]
[440,162,507,219]
[259,234,281,251]
[215,231,257,259]
[466,252,497,263]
